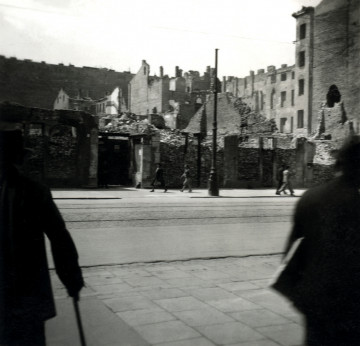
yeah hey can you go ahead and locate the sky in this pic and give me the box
[0,0,322,79]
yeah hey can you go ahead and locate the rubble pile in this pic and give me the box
[99,112,159,135]
[233,98,251,128]
[233,98,278,134]
[159,129,195,147]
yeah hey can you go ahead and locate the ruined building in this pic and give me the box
[223,0,360,138]
[53,87,128,117]
[128,60,216,130]
[223,64,297,134]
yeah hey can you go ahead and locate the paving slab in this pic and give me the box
[229,309,291,328]
[116,309,176,327]
[195,321,265,345]
[257,323,304,346]
[133,320,201,344]
[172,307,234,326]
[154,296,209,312]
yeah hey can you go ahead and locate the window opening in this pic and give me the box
[326,85,341,107]
[299,51,305,67]
[280,91,286,107]
[300,24,306,40]
[297,110,304,128]
[299,79,305,95]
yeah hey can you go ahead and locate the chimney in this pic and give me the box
[175,66,182,77]
[160,66,164,77]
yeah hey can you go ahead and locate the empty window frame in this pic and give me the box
[280,91,286,107]
[300,23,306,40]
[299,51,305,67]
[297,110,304,128]
[270,74,276,84]
[281,73,287,82]
[270,89,276,109]
[298,79,305,95]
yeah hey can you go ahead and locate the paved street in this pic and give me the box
[46,188,306,346]
[49,188,303,266]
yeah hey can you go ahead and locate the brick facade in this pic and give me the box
[311,0,360,134]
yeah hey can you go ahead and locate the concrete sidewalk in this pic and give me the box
[46,256,304,346]
[51,187,306,200]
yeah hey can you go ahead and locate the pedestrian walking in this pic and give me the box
[180,164,192,192]
[150,163,167,192]
[278,165,295,196]
[0,130,84,346]
[98,157,109,188]
[275,164,285,195]
[275,136,360,345]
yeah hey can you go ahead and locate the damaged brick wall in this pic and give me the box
[0,102,98,187]
[46,125,78,185]
[159,136,224,188]
[312,0,360,134]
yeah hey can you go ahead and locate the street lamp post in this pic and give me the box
[208,48,219,196]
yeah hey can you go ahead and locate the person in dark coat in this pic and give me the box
[150,163,167,192]
[284,136,360,346]
[0,130,84,346]
[275,164,285,195]
[98,157,110,188]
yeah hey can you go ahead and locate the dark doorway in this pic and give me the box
[98,134,131,186]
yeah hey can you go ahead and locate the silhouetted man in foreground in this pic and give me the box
[0,130,84,345]
[284,136,360,345]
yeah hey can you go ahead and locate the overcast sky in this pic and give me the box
[0,0,322,78]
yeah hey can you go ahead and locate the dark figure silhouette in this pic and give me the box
[180,164,192,192]
[278,165,295,196]
[150,163,167,192]
[0,130,84,346]
[284,136,360,346]
[275,164,285,195]
[98,157,109,188]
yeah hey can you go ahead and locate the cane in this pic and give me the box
[73,297,87,346]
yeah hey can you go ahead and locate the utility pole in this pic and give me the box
[208,49,219,196]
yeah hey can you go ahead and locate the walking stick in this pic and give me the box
[73,297,87,346]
